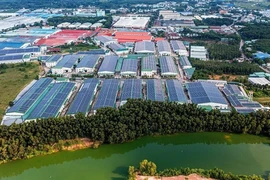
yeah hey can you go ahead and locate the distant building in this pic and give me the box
[190,46,207,60]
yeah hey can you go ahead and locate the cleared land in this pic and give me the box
[0,62,40,121]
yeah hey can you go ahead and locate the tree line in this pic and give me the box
[128,159,264,180]
[0,99,270,163]
[191,60,262,79]
[239,23,270,40]
[208,43,241,60]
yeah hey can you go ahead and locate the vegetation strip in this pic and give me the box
[128,160,264,180]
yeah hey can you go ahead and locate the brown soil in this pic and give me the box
[210,74,246,81]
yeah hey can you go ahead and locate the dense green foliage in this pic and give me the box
[203,18,234,26]
[251,39,270,54]
[0,100,270,163]
[246,84,270,98]
[47,16,110,27]
[208,43,241,60]
[239,23,270,40]
[129,159,263,180]
[191,60,262,79]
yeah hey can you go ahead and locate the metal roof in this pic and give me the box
[121,79,142,102]
[77,55,99,68]
[147,79,164,101]
[160,56,178,75]
[121,59,137,73]
[141,55,157,71]
[134,41,155,53]
[157,40,171,53]
[166,80,187,103]
[55,54,80,69]
[98,55,118,73]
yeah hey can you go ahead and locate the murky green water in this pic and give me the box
[0,132,270,180]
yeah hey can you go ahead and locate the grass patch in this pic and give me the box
[253,97,270,106]
[0,62,40,122]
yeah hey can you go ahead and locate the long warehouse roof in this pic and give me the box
[77,55,99,68]
[121,59,137,73]
[147,79,164,101]
[67,78,99,115]
[134,41,155,53]
[160,56,178,74]
[55,54,80,69]
[157,40,171,53]
[121,79,142,102]
[142,55,157,71]
[166,80,187,103]
[0,47,40,55]
[170,40,186,51]
[98,55,118,73]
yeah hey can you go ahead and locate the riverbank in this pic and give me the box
[137,174,214,180]
[129,160,264,180]
[0,138,100,165]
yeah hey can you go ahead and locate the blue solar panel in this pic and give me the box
[157,40,171,53]
[121,59,137,73]
[0,54,24,61]
[7,78,53,114]
[134,41,155,53]
[121,79,142,102]
[0,47,40,55]
[147,79,164,101]
[67,79,99,115]
[188,82,227,105]
[27,82,75,119]
[77,55,99,68]
[142,56,157,71]
[166,80,187,103]
[46,55,62,62]
[93,79,119,110]
[160,56,178,75]
[98,55,118,73]
[55,55,80,68]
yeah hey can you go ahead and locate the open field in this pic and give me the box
[210,74,247,82]
[253,97,270,106]
[0,62,40,121]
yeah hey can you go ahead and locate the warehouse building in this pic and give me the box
[107,43,129,56]
[0,47,41,56]
[52,54,81,74]
[92,79,119,112]
[179,56,192,69]
[26,82,75,121]
[248,77,270,86]
[67,79,99,116]
[77,49,106,56]
[187,82,228,109]
[134,41,155,54]
[160,56,178,77]
[94,35,117,46]
[190,46,207,60]
[120,59,138,77]
[166,80,187,103]
[170,40,188,56]
[76,55,99,73]
[141,56,157,77]
[98,55,118,77]
[147,79,164,102]
[45,55,62,68]
[157,40,172,56]
[114,32,152,43]
[120,79,142,105]
[0,54,31,64]
[113,16,150,29]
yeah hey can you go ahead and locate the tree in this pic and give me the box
[8,101,14,107]
[128,166,136,180]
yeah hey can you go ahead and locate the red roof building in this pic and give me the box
[114,31,153,43]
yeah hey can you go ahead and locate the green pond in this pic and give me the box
[0,132,270,180]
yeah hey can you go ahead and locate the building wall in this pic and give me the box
[76,67,94,73]
[141,70,156,77]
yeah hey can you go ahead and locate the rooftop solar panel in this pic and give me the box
[188,82,227,105]
[0,47,40,55]
[46,54,62,63]
[179,56,191,67]
[77,55,99,68]
[121,59,137,73]
[7,78,53,114]
[147,79,164,101]
[226,84,242,95]
[67,78,99,115]
[121,79,142,102]
[160,56,178,75]
[93,79,119,110]
[166,80,187,103]
[55,54,80,68]
[142,56,157,71]
[0,54,24,61]
[98,55,118,73]
[157,40,171,53]
[134,41,155,53]
[27,82,75,119]
[170,40,186,51]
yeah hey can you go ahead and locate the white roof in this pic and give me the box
[113,17,150,29]
[248,77,270,85]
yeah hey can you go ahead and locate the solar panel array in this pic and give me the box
[142,56,157,71]
[0,54,24,61]
[121,79,142,102]
[134,41,155,53]
[160,56,178,75]
[0,47,40,55]
[7,78,53,114]
[108,43,126,51]
[67,79,99,115]
[179,56,191,67]
[27,82,75,119]
[98,55,118,73]
[55,54,80,68]
[166,80,187,103]
[77,55,99,68]
[170,40,186,51]
[46,54,62,62]
[147,79,164,101]
[93,79,119,110]
[157,40,171,53]
[121,59,137,73]
[226,84,242,95]
[77,49,105,55]
[188,82,227,105]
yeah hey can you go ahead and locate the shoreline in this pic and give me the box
[137,174,214,180]
[0,138,100,165]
